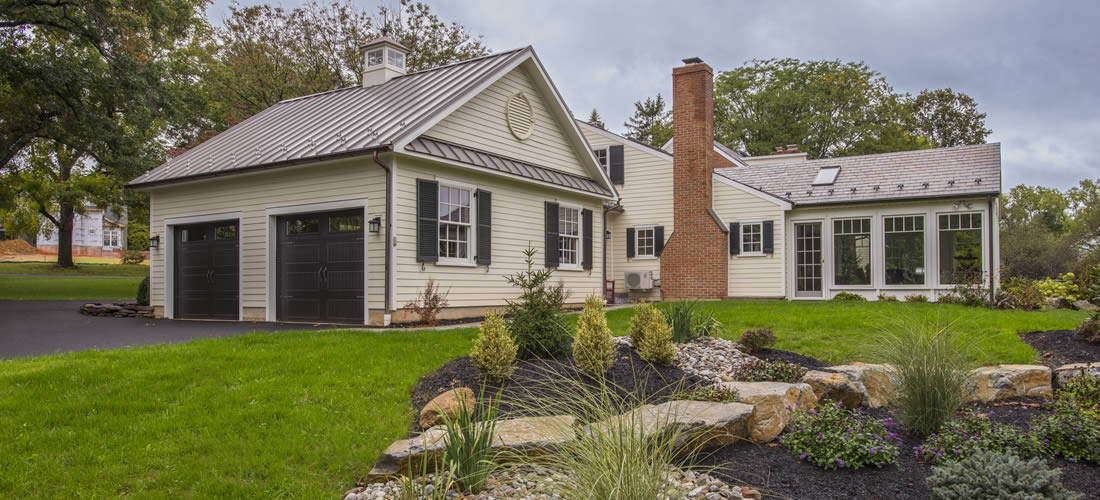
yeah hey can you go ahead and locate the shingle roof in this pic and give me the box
[714,143,1001,206]
[406,136,613,196]
[129,48,531,187]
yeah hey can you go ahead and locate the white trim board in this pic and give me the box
[713,173,793,210]
[162,211,243,320]
[398,150,615,201]
[575,120,673,162]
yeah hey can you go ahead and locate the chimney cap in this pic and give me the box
[682,57,703,64]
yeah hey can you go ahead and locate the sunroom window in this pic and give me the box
[833,218,871,285]
[939,213,982,284]
[884,215,925,285]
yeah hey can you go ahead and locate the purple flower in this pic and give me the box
[799,452,808,460]
[818,432,824,439]
[835,458,846,467]
[808,409,817,416]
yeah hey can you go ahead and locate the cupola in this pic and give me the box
[360,36,407,87]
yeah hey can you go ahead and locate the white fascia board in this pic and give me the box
[398,150,616,201]
[713,173,793,210]
[575,121,673,162]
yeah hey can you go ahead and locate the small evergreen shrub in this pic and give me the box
[877,293,899,302]
[738,327,776,353]
[671,385,739,403]
[1030,399,1100,464]
[628,301,663,347]
[664,300,723,343]
[904,294,929,303]
[470,314,517,383]
[136,276,150,306]
[402,279,450,326]
[731,359,806,383]
[505,246,570,359]
[780,402,902,470]
[915,412,1038,464]
[636,317,674,365]
[833,292,866,301]
[926,450,1082,500]
[1085,265,1100,306]
[572,295,615,378]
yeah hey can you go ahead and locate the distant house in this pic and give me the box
[38,206,129,258]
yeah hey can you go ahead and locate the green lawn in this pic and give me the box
[0,261,149,277]
[0,328,477,498]
[603,300,1088,365]
[0,275,144,300]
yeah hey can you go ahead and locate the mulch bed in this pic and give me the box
[693,397,1098,499]
[754,348,831,370]
[1020,329,1100,369]
[410,343,703,430]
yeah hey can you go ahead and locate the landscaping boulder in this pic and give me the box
[1072,300,1100,312]
[717,381,817,442]
[585,400,754,452]
[1054,362,1100,385]
[801,363,895,409]
[418,387,474,430]
[366,427,448,482]
[965,365,1053,402]
[1045,297,1072,309]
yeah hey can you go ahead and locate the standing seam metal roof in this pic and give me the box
[129,48,531,187]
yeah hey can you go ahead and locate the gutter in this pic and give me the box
[373,150,394,323]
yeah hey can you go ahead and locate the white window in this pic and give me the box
[592,147,609,174]
[103,228,121,248]
[387,48,405,69]
[438,184,473,263]
[558,206,581,268]
[939,213,983,284]
[884,215,925,285]
[833,218,872,286]
[635,226,655,258]
[741,222,763,254]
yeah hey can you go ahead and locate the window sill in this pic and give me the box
[632,255,658,260]
[557,265,584,272]
[737,252,766,257]
[435,260,477,268]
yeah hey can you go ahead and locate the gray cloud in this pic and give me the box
[209,0,1100,189]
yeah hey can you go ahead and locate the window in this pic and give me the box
[812,166,841,186]
[635,227,655,257]
[386,48,405,69]
[103,229,121,248]
[558,206,581,268]
[593,147,608,174]
[833,218,871,285]
[884,215,925,285]
[939,213,982,284]
[215,224,237,240]
[741,222,763,254]
[366,49,383,67]
[181,227,207,242]
[286,217,319,235]
[438,184,472,261]
[329,215,363,233]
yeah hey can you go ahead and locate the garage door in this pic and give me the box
[174,221,239,320]
[276,209,365,323]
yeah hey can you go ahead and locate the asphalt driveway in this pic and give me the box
[0,300,334,359]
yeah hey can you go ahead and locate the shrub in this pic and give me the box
[1057,375,1100,417]
[914,412,1039,464]
[945,270,989,307]
[127,222,150,251]
[136,276,150,306]
[402,279,450,326]
[119,250,145,265]
[664,300,723,343]
[628,301,662,347]
[877,293,899,302]
[671,385,739,403]
[731,359,806,383]
[995,276,1044,310]
[470,314,517,383]
[904,294,929,303]
[833,292,866,301]
[1038,273,1082,302]
[572,295,615,378]
[636,317,674,366]
[873,316,970,436]
[505,246,570,359]
[926,450,1082,500]
[1030,399,1100,464]
[780,402,902,470]
[1086,265,1100,306]
[440,391,498,493]
[1074,314,1100,344]
[738,327,775,353]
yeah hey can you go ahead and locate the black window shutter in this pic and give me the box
[762,220,774,254]
[416,178,439,262]
[626,228,635,258]
[582,208,593,270]
[729,222,740,255]
[609,145,625,184]
[475,189,492,265]
[544,202,559,268]
[655,226,665,257]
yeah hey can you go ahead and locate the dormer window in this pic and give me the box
[387,48,405,69]
[366,49,384,67]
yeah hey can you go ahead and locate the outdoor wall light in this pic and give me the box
[368,216,382,233]
[149,235,160,249]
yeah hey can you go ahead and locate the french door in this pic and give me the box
[795,222,823,298]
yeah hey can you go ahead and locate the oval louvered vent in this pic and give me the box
[506,92,535,140]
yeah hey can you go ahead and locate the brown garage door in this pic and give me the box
[174,221,239,320]
[276,209,365,323]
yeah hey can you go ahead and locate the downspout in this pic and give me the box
[987,195,995,303]
[602,200,622,304]
[373,150,393,321]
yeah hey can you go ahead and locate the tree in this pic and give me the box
[586,108,605,129]
[624,94,672,147]
[907,88,991,148]
[1000,185,1071,235]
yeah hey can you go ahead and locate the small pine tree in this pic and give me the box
[637,317,674,365]
[470,313,518,382]
[628,301,662,346]
[624,93,673,147]
[587,108,605,129]
[573,294,615,378]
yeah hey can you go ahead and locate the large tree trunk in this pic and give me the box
[57,201,75,268]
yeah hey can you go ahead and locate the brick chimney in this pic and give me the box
[659,58,728,300]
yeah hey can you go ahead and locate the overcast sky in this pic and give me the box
[208,0,1100,190]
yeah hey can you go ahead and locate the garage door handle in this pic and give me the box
[207,270,214,283]
[321,266,328,281]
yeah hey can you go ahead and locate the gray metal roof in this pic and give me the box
[715,143,1002,206]
[406,136,613,196]
[129,48,531,187]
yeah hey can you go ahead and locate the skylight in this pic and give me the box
[812,166,841,186]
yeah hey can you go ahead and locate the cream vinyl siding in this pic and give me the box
[148,158,387,314]
[579,128,673,299]
[712,182,785,298]
[393,155,603,309]
[425,66,590,179]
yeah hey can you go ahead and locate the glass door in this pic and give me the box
[795,222,823,298]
